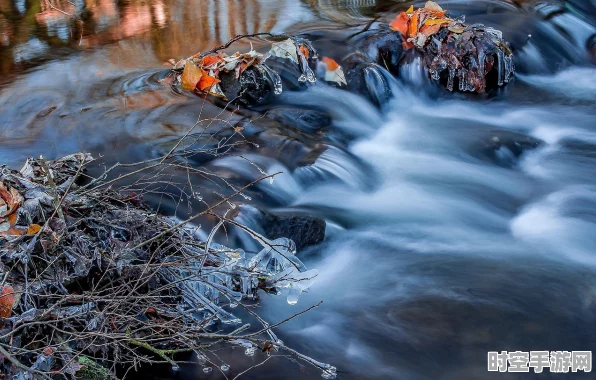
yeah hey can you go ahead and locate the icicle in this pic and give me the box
[432,37,442,52]
[497,50,505,86]
[297,50,316,84]
[261,64,283,95]
[447,68,455,91]
[458,69,466,92]
[478,50,486,75]
[430,69,440,81]
[504,55,514,83]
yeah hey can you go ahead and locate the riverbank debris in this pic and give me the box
[389,1,514,92]
[0,154,330,378]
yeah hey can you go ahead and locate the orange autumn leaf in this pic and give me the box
[321,57,340,70]
[299,45,310,59]
[197,70,221,91]
[27,224,41,235]
[0,285,15,318]
[0,213,26,237]
[389,12,410,37]
[181,62,203,91]
[408,12,419,38]
[202,55,220,67]
[420,23,443,39]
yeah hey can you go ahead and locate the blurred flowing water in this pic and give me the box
[1,0,596,379]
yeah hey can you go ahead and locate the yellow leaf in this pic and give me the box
[406,5,414,14]
[181,61,203,91]
[424,18,451,26]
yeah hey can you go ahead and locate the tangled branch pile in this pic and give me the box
[0,154,333,379]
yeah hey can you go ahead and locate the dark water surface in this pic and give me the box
[2,0,596,379]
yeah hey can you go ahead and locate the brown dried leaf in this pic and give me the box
[0,182,23,217]
[27,224,42,235]
[0,285,15,318]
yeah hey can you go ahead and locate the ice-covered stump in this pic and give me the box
[390,1,515,92]
[423,24,514,92]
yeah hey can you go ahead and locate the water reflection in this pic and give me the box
[0,0,321,79]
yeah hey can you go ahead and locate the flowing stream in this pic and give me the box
[1,0,596,379]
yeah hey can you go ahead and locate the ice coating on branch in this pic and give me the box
[248,237,305,274]
[246,231,317,305]
[268,266,318,305]
[168,222,316,322]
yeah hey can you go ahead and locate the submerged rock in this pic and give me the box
[237,205,326,250]
[470,130,543,167]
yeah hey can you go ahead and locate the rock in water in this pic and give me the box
[237,205,326,250]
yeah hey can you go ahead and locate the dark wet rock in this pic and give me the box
[264,56,306,91]
[470,130,542,166]
[351,26,405,74]
[589,34,596,64]
[219,66,274,106]
[237,205,326,250]
[264,107,331,134]
[345,58,394,107]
